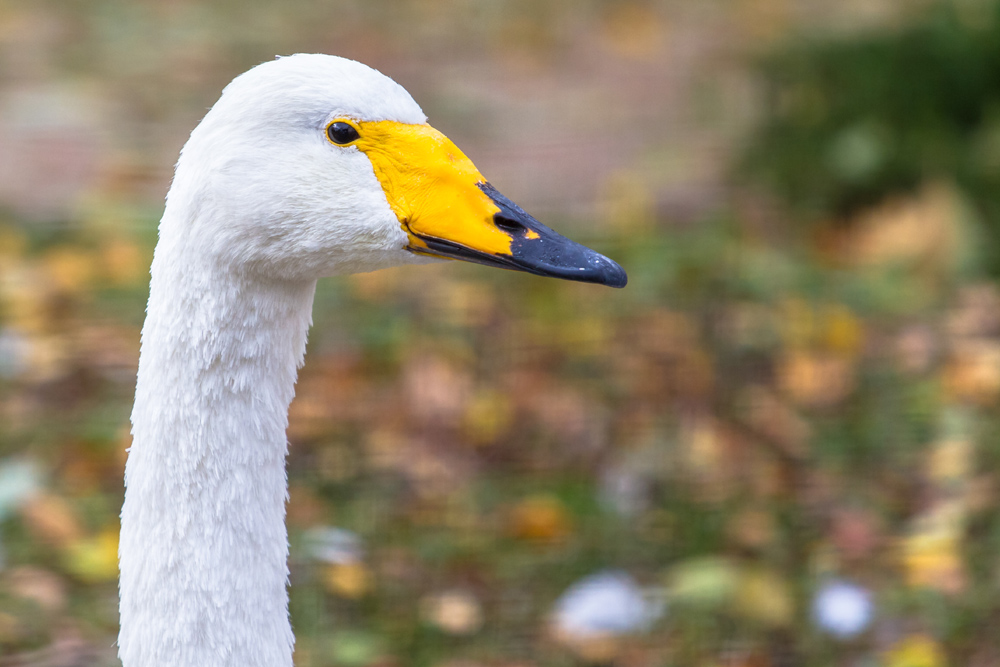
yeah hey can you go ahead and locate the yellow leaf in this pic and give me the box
[732,567,793,627]
[823,304,864,356]
[100,238,146,285]
[462,389,514,445]
[64,528,119,583]
[901,503,966,594]
[323,562,371,599]
[43,247,96,294]
[884,634,947,667]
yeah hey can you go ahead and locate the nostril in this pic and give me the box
[494,214,527,236]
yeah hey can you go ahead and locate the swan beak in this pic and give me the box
[355,121,627,288]
[410,181,628,289]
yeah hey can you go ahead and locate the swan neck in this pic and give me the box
[119,245,315,667]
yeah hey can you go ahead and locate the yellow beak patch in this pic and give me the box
[340,120,515,257]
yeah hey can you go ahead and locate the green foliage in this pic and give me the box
[741,0,1000,266]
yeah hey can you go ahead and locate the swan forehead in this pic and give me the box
[219,53,426,129]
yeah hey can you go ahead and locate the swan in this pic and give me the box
[119,53,626,667]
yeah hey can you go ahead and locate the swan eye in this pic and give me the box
[327,122,360,145]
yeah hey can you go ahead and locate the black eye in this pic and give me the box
[327,122,359,145]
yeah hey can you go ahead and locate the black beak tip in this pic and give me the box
[592,255,628,288]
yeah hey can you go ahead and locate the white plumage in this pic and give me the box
[120,53,624,667]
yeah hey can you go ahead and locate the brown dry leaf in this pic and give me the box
[927,439,974,484]
[830,508,883,562]
[59,451,103,495]
[420,590,483,635]
[942,339,1000,404]
[551,628,622,664]
[945,283,1000,339]
[5,566,67,612]
[726,508,777,551]
[407,446,468,501]
[20,494,83,548]
[847,182,967,275]
[509,495,572,543]
[737,386,810,458]
[287,377,337,441]
[404,355,472,424]
[287,484,326,527]
[75,324,141,377]
[531,385,592,443]
[965,474,996,514]
[896,324,937,374]
[778,351,855,407]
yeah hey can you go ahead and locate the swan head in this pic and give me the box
[166,53,626,287]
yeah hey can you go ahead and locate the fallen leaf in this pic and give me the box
[20,494,83,548]
[421,590,483,635]
[323,562,371,599]
[509,495,572,543]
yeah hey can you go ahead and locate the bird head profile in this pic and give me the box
[120,54,626,667]
[163,53,627,287]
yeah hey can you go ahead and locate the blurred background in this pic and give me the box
[1,0,999,665]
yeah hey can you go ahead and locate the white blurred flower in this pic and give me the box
[552,570,664,639]
[0,458,41,520]
[812,579,873,639]
[0,328,31,379]
[303,526,363,565]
